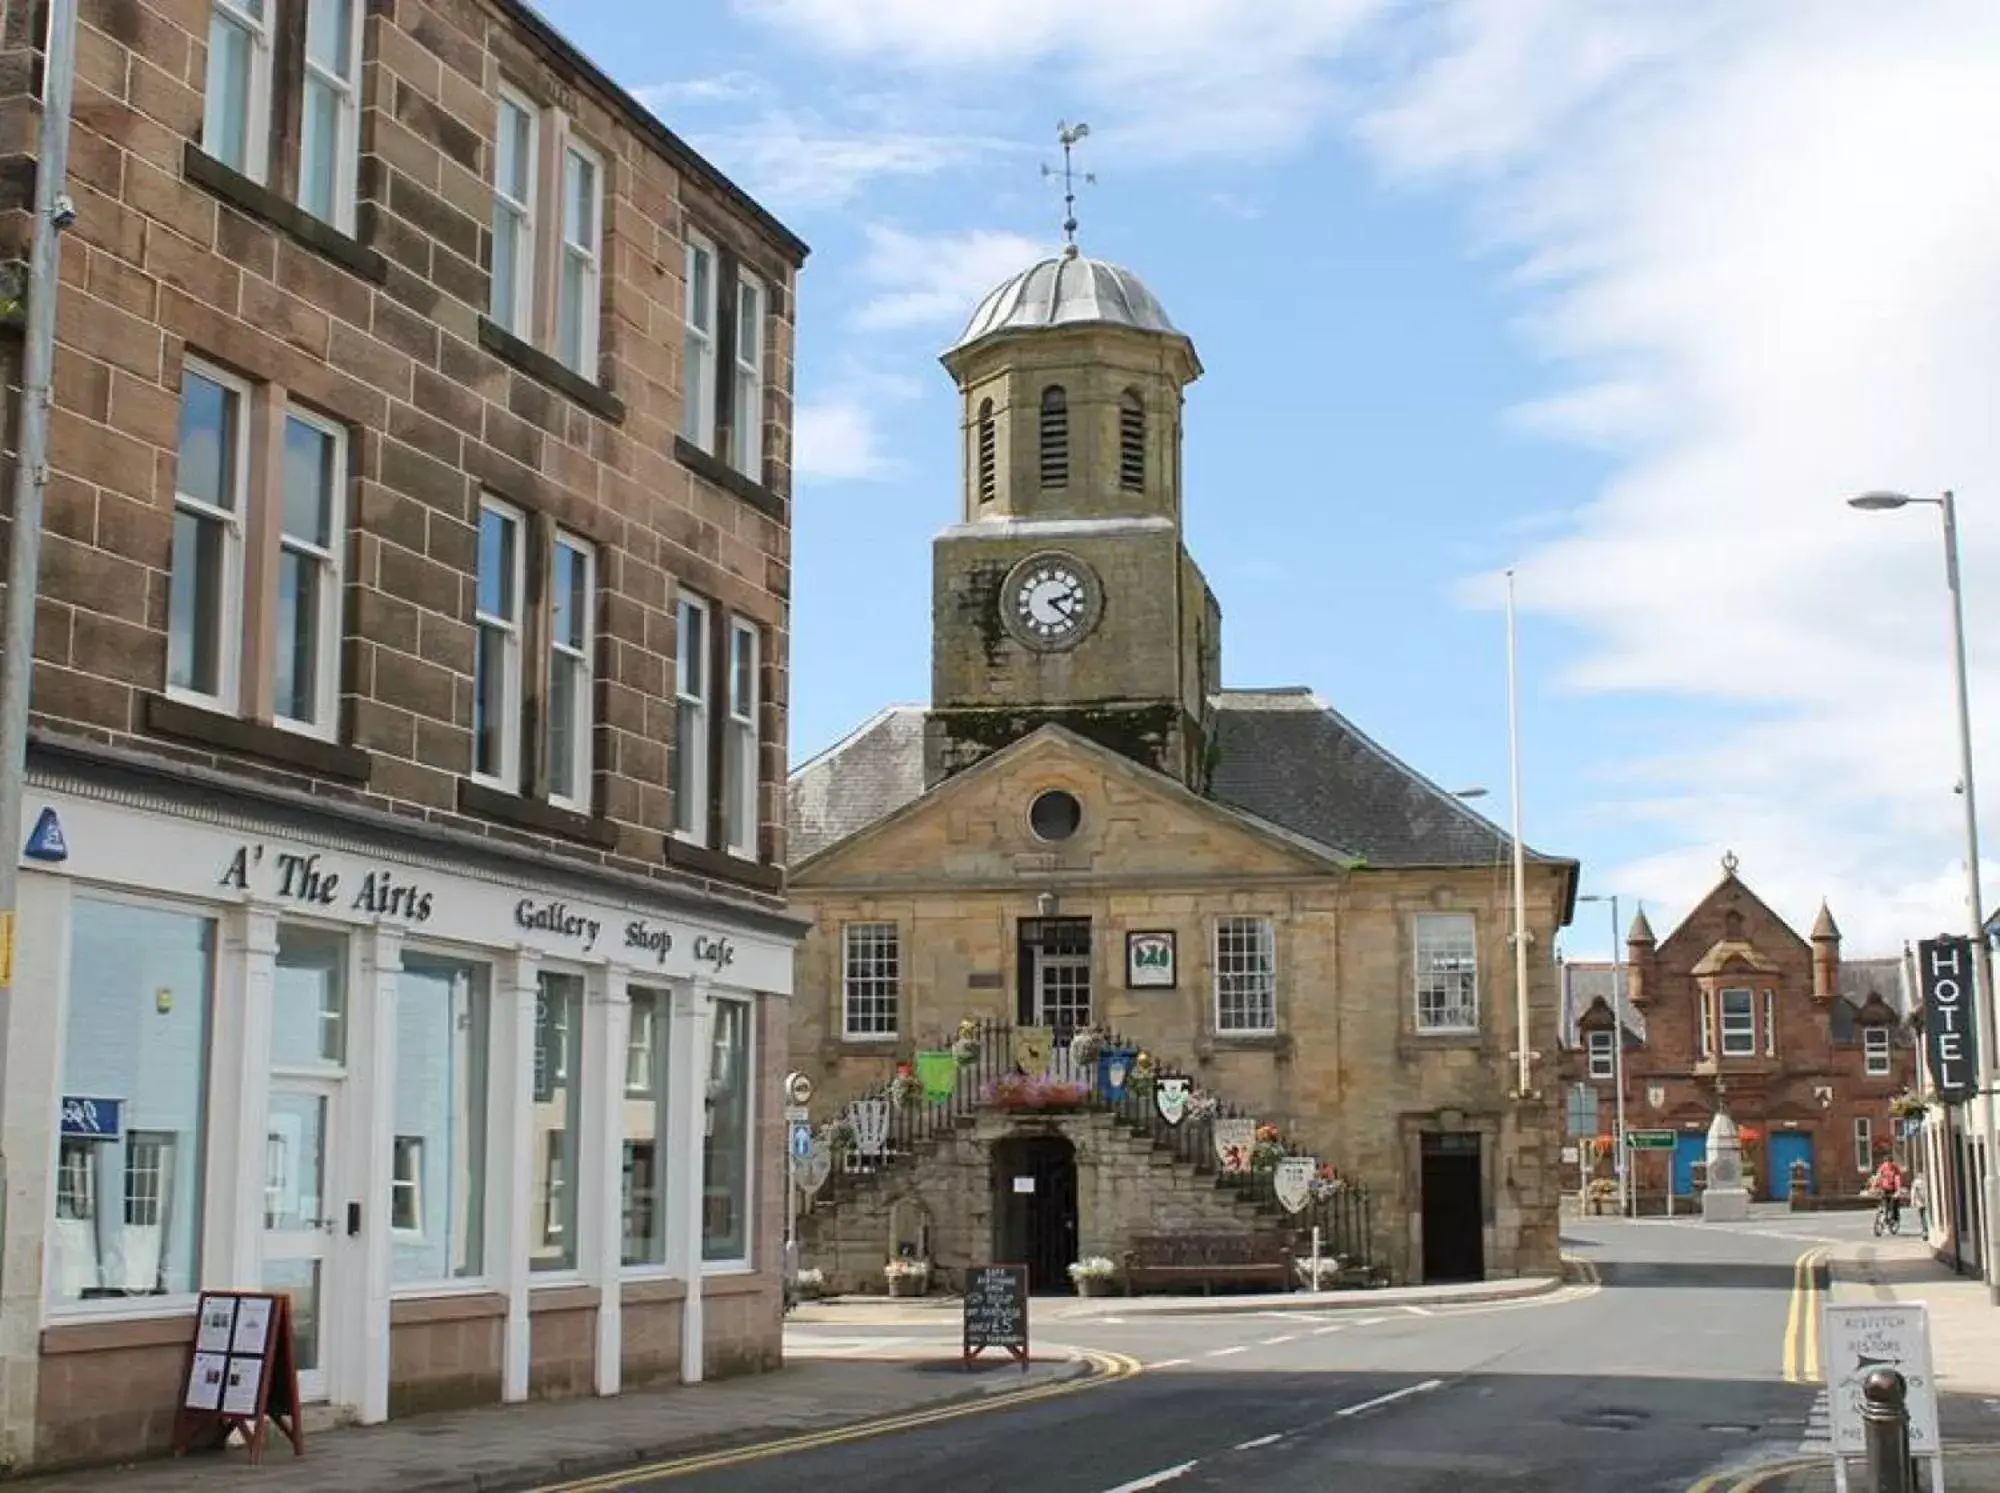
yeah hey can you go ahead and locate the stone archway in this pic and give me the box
[990,1133,1079,1293]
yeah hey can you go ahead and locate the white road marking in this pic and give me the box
[1103,1461,1199,1493]
[1336,1378,1446,1418]
[1234,1433,1284,1450]
[1312,1325,1344,1336]
[1208,1345,1248,1357]
[1353,1316,1386,1326]
[1149,1357,1191,1369]
[1403,1305,1434,1317]
[1261,1334,1297,1345]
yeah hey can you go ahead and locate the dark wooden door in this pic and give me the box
[1421,1131,1485,1283]
[992,1136,1078,1293]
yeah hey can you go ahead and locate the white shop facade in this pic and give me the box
[0,758,801,1467]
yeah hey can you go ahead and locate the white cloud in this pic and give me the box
[1387,2,2000,948]
[794,397,903,483]
[853,225,1050,332]
[635,72,769,108]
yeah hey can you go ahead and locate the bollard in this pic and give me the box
[1861,1367,1916,1493]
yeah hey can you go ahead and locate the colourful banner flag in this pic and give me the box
[915,1050,958,1103]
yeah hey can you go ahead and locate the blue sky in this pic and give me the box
[539,1,2000,959]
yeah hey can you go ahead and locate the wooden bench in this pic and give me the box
[1122,1233,1295,1296]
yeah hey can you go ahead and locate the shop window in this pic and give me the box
[842,923,900,1039]
[532,972,585,1272]
[1864,1024,1892,1077]
[623,987,670,1268]
[1413,912,1477,1031]
[51,897,215,1306]
[272,923,346,1068]
[702,997,753,1265]
[1587,1029,1615,1080]
[1214,916,1277,1034]
[391,954,489,1283]
[1720,988,1755,1056]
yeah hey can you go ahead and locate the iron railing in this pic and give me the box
[820,1017,1376,1274]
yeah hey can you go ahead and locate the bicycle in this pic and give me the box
[1872,1193,1902,1237]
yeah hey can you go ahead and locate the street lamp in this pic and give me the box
[1849,488,2000,1304]
[1578,894,1631,1217]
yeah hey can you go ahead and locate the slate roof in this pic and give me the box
[1560,962,1647,1047]
[1558,954,1911,1049]
[786,688,1576,883]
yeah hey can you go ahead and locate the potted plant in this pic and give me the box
[1068,1026,1108,1070]
[1295,1255,1347,1291]
[1587,1178,1618,1215]
[794,1267,827,1301]
[1250,1124,1287,1172]
[884,1258,930,1298]
[1067,1256,1117,1297]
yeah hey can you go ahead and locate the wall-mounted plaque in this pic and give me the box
[1127,931,1176,989]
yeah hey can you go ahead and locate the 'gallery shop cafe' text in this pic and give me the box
[514,898,737,971]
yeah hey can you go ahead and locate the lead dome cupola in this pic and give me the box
[948,248,1181,356]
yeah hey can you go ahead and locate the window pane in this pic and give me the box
[51,898,213,1304]
[282,417,335,546]
[204,12,254,175]
[275,547,320,724]
[558,252,586,371]
[737,281,760,363]
[731,626,754,716]
[177,370,236,511]
[490,204,522,329]
[843,924,899,1037]
[532,973,584,1271]
[548,651,578,800]
[724,717,753,853]
[673,698,701,835]
[477,506,516,620]
[305,0,352,74]
[623,989,669,1266]
[392,955,489,1283]
[474,621,510,779]
[677,601,704,695]
[564,150,595,248]
[273,924,346,1067]
[689,245,711,329]
[298,75,339,222]
[553,542,588,651]
[497,100,531,200]
[702,998,751,1262]
[731,366,758,473]
[168,510,226,696]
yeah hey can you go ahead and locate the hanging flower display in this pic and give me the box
[1309,1163,1348,1201]
[1185,1089,1220,1120]
[887,1062,923,1109]
[952,1018,982,1066]
[1250,1123,1287,1171]
[1068,1026,1108,1070]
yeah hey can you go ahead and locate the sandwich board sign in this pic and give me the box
[1822,1302,1940,1489]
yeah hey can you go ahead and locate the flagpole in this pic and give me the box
[1507,569,1533,1098]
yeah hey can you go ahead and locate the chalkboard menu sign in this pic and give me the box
[962,1263,1029,1370]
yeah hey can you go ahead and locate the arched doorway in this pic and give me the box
[991,1134,1078,1293]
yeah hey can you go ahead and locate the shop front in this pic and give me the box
[0,765,798,1469]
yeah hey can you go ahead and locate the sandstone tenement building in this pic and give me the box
[0,0,806,1469]
[785,248,1578,1291]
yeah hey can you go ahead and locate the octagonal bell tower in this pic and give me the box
[925,243,1219,790]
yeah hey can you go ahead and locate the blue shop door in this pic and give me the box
[1672,1133,1706,1195]
[1769,1132,1813,1200]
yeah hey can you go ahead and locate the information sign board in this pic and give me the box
[962,1263,1028,1371]
[172,1290,305,1463]
[1626,1130,1677,1150]
[1823,1302,1940,1458]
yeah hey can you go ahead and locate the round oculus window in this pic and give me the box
[1029,789,1083,842]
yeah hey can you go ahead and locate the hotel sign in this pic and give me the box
[1918,935,1979,1103]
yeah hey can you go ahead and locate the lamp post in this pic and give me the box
[1579,894,1631,1216]
[1850,489,2000,1304]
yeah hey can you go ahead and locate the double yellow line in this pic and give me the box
[528,1348,1143,1492]
[1782,1246,1828,1384]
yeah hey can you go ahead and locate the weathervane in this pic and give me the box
[1041,120,1095,257]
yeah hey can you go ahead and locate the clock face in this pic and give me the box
[1009,558,1093,647]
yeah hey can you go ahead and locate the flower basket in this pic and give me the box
[888,1066,922,1109]
[952,1018,982,1067]
[1890,1090,1931,1121]
[1068,1028,1108,1070]
[1067,1256,1117,1296]
[794,1268,826,1300]
[985,1073,1092,1114]
[884,1260,930,1298]
[1295,1256,1347,1291]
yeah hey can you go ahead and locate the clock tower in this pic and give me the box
[924,245,1219,789]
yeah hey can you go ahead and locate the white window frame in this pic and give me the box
[298,0,364,231]
[203,0,274,184]
[1699,993,1714,1058]
[723,617,760,859]
[1719,987,1755,1057]
[672,593,711,845]
[841,922,900,1040]
[1864,1024,1892,1077]
[1764,989,1776,1057]
[682,231,717,448]
[1213,915,1277,1035]
[1586,1029,1615,1081]
[547,532,595,813]
[390,1135,424,1237]
[169,359,250,714]
[730,270,765,479]
[1854,1116,1874,1173]
[471,495,525,791]
[272,406,346,741]
[703,994,756,1274]
[489,88,540,336]
[556,137,604,378]
[624,999,655,1095]
[1412,912,1478,1033]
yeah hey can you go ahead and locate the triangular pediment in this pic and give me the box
[1658,865,1812,968]
[1690,940,1783,977]
[790,724,1356,887]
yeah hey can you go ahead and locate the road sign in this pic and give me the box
[788,1121,813,1161]
[1823,1302,1940,1457]
[24,806,66,861]
[1626,1130,1676,1150]
[783,1104,810,1123]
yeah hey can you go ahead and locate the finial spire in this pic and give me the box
[1041,120,1095,257]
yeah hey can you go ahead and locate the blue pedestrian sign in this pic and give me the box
[24,807,66,862]
[789,1121,813,1161]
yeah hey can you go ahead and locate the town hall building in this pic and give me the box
[784,243,1579,1290]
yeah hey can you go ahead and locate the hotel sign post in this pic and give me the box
[1919,936,1979,1103]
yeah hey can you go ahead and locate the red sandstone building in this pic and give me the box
[1559,857,1916,1205]
[0,0,807,1470]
